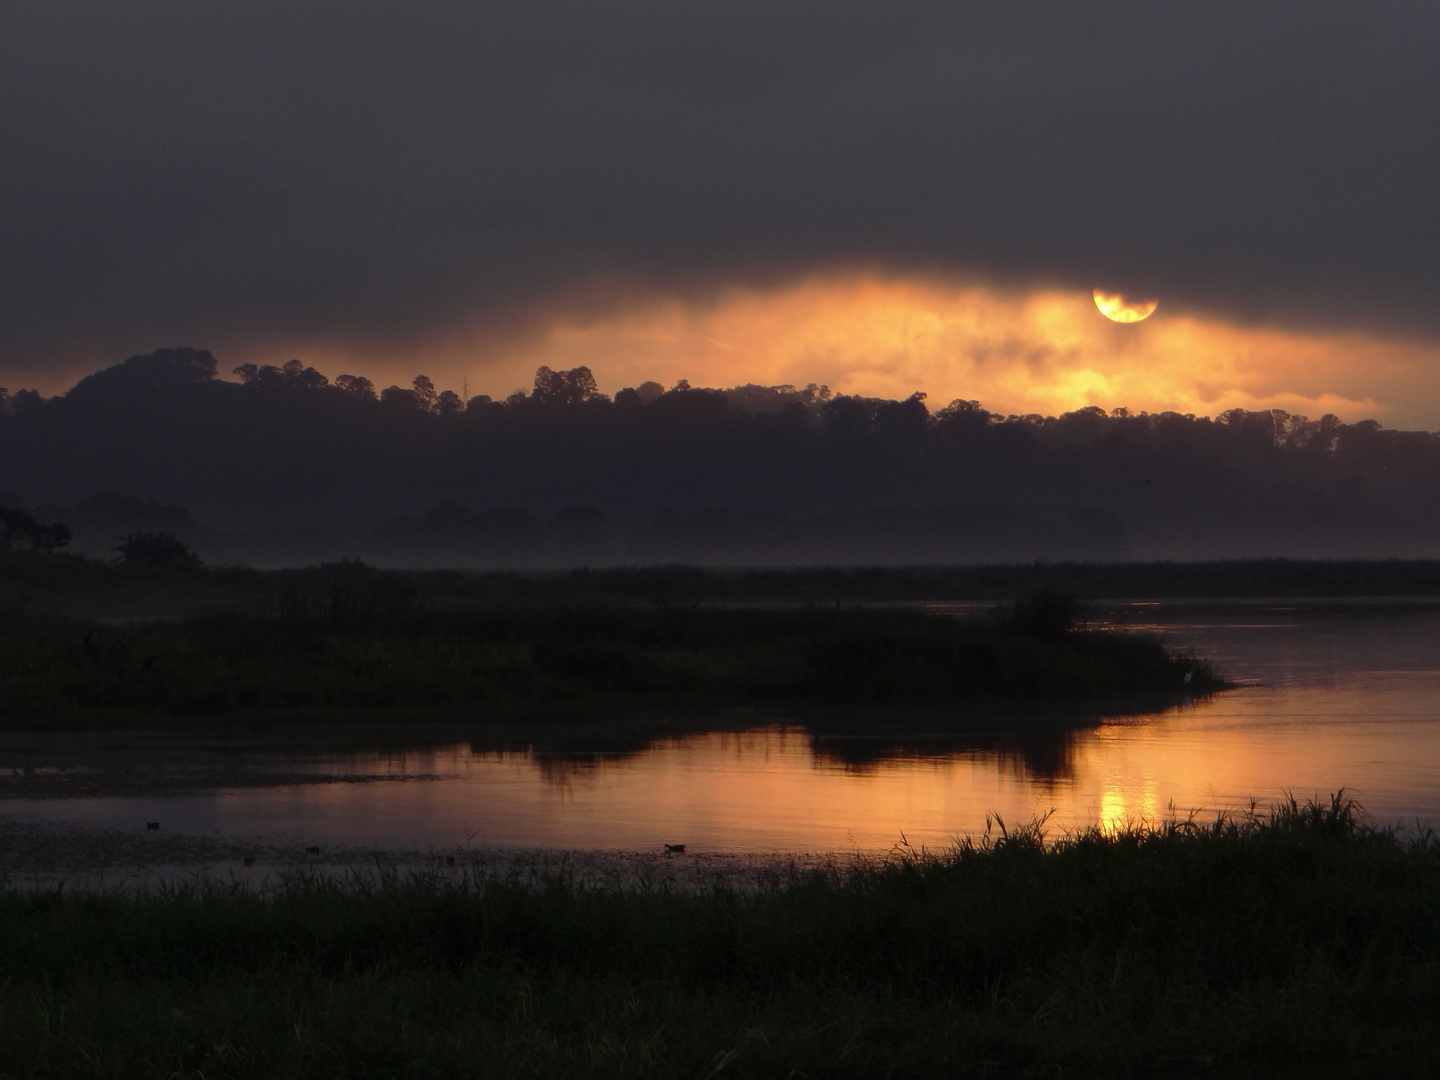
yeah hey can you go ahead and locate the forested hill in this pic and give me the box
[3,348,1440,566]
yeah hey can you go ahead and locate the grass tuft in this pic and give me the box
[1,796,1436,1076]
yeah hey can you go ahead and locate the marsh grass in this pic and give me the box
[0,794,1435,1077]
[0,602,1220,726]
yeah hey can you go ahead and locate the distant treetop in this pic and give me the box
[533,365,606,405]
[63,347,218,402]
[233,358,329,390]
[112,531,201,570]
[0,506,71,552]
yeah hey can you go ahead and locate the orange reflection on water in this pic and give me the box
[210,729,1066,853]
[193,662,1440,853]
[1096,767,1161,835]
[11,608,1440,855]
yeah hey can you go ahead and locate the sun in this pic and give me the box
[1093,288,1158,323]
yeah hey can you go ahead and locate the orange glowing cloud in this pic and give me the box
[274,273,1440,429]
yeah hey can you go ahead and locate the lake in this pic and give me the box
[6,601,1440,858]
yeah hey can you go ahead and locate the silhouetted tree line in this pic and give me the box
[4,347,1440,564]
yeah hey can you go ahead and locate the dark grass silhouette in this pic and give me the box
[1,795,1436,1076]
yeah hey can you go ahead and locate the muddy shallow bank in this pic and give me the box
[0,813,856,894]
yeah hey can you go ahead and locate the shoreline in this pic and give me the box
[2,796,1437,1073]
[5,790,1433,890]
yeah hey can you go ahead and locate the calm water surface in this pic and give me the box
[10,602,1440,854]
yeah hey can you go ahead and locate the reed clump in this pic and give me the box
[0,794,1435,1076]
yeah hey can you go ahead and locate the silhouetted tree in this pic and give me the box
[802,382,832,404]
[284,358,329,389]
[413,375,439,412]
[533,365,604,405]
[234,359,328,389]
[6,389,43,415]
[380,384,418,409]
[722,382,832,415]
[0,507,70,551]
[55,350,215,412]
[334,374,377,400]
[113,531,201,569]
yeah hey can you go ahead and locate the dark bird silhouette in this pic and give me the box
[145,821,160,830]
[664,843,686,853]
[305,845,321,854]
[242,855,256,867]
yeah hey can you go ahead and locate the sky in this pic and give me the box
[4,2,1440,426]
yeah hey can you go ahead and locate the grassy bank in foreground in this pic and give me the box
[0,600,1217,726]
[1,797,1435,1077]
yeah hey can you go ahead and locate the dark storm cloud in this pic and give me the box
[3,1,1439,374]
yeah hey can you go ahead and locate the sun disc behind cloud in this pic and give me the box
[276,273,1429,427]
[1093,288,1159,323]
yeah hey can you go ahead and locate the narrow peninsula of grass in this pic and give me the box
[0,594,1217,727]
[1,797,1435,1077]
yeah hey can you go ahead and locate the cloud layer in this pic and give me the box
[3,2,1439,395]
[417,275,1431,427]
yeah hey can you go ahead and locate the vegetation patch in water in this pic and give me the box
[0,596,1218,726]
